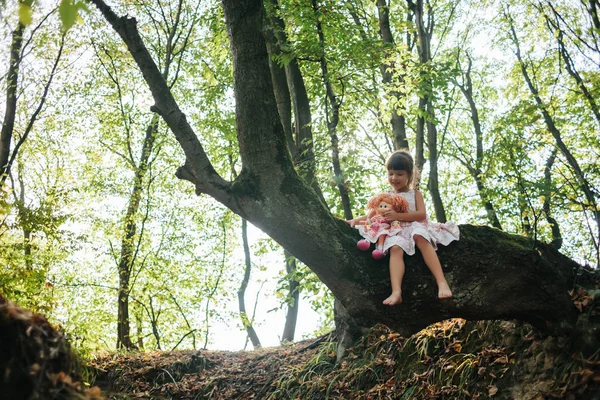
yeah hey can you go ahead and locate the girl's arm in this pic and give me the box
[346,210,375,227]
[383,190,427,222]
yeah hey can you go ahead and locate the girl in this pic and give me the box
[348,151,459,306]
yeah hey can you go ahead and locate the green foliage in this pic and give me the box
[58,0,88,32]
[18,1,33,25]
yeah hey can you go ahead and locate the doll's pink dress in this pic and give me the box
[358,190,459,255]
[357,215,393,243]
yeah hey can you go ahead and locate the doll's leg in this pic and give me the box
[372,235,388,259]
[377,234,386,250]
[383,245,405,305]
[414,235,452,299]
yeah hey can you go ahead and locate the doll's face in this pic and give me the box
[377,201,392,215]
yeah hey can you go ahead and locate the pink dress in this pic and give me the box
[358,215,393,242]
[357,190,460,255]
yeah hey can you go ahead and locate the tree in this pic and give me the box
[407,0,448,222]
[450,51,502,230]
[238,219,262,348]
[89,0,200,349]
[503,3,600,265]
[86,0,580,349]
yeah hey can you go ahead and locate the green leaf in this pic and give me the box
[18,3,33,26]
[59,0,78,31]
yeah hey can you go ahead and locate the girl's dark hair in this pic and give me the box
[386,151,418,187]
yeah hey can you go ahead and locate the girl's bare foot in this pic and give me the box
[437,280,452,299]
[383,290,402,305]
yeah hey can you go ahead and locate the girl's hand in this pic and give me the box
[346,219,356,227]
[383,210,402,221]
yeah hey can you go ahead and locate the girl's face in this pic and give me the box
[388,169,409,192]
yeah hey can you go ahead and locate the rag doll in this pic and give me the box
[355,193,409,259]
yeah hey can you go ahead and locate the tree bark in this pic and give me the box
[90,0,580,343]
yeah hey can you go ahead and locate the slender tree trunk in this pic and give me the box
[410,0,446,221]
[281,250,299,342]
[539,3,600,128]
[454,55,502,229]
[426,105,446,222]
[0,22,24,184]
[588,0,600,32]
[264,19,293,150]
[265,0,322,197]
[15,165,33,269]
[415,97,426,179]
[312,0,353,220]
[148,295,161,350]
[556,25,600,127]
[238,219,262,348]
[112,0,195,348]
[376,0,408,150]
[472,172,502,229]
[544,149,562,249]
[135,308,144,350]
[116,116,159,350]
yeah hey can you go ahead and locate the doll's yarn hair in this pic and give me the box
[367,193,409,213]
[386,150,419,188]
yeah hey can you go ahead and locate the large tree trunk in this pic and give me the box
[90,0,580,342]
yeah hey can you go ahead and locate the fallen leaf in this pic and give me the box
[488,385,498,396]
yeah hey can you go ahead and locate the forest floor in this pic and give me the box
[89,293,600,400]
[2,287,600,399]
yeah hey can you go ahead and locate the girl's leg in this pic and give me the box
[414,235,453,299]
[383,245,405,305]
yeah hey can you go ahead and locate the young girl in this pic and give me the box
[348,151,459,306]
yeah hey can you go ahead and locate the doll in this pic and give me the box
[355,193,409,259]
